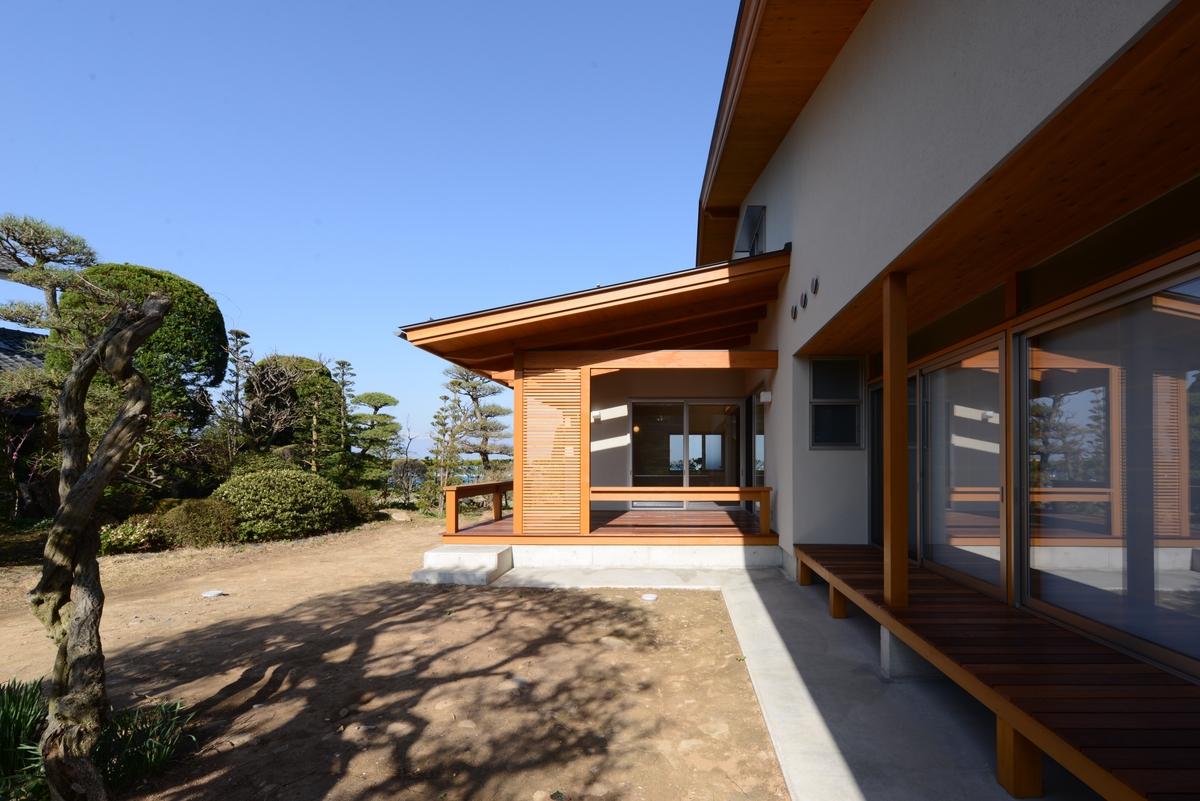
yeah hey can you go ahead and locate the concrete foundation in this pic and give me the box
[881,628,941,679]
[411,545,513,585]
[510,544,784,569]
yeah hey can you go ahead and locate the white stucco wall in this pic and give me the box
[735,0,1174,569]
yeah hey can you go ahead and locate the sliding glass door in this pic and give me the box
[630,401,741,508]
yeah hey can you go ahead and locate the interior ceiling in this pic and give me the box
[399,251,790,384]
[697,0,873,266]
[801,1,1200,356]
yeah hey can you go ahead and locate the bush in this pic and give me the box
[229,452,301,477]
[98,516,163,556]
[158,499,239,548]
[0,679,192,799]
[213,469,346,541]
[341,489,377,525]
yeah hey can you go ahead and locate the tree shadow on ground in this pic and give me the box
[114,581,661,801]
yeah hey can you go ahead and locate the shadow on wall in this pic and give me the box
[110,583,659,800]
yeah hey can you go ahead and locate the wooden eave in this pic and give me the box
[398,249,790,383]
[801,2,1200,356]
[697,0,873,265]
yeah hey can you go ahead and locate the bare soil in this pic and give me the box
[0,518,787,800]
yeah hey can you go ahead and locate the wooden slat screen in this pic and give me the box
[1153,373,1189,536]
[521,367,582,533]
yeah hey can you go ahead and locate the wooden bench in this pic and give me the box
[444,480,513,534]
[794,544,1200,800]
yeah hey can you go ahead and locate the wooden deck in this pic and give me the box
[443,509,777,545]
[794,545,1200,801]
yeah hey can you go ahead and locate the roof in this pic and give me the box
[0,328,46,372]
[400,248,790,383]
[697,0,872,265]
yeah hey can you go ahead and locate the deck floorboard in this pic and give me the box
[794,544,1200,801]
[445,509,777,545]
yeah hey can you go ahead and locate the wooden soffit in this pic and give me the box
[697,0,873,266]
[398,249,790,382]
[801,2,1200,356]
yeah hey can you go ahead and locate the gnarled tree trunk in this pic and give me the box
[27,292,173,801]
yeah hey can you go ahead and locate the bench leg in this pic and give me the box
[997,716,1042,798]
[798,560,813,586]
[829,584,847,619]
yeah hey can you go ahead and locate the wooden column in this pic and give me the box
[996,717,1042,797]
[580,367,592,535]
[512,351,524,534]
[883,273,909,607]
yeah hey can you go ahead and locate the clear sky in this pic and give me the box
[2,1,737,454]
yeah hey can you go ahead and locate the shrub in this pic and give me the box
[0,680,192,798]
[158,499,239,549]
[213,469,346,541]
[98,516,163,556]
[153,498,183,515]
[229,451,301,476]
[341,489,377,525]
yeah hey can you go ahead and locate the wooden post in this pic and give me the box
[883,273,909,607]
[580,367,591,535]
[445,486,459,535]
[798,559,812,586]
[760,489,771,536]
[996,717,1042,797]
[492,488,504,521]
[829,584,847,618]
[512,351,524,534]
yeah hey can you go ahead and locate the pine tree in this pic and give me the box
[443,365,512,470]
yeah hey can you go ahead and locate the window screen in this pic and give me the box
[811,358,862,447]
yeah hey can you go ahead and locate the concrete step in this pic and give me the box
[411,544,513,586]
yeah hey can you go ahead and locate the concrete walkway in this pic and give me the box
[493,567,1103,801]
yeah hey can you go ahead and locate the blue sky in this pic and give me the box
[2,1,736,454]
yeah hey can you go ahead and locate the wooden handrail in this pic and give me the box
[589,485,772,536]
[445,480,514,534]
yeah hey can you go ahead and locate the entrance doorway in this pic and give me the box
[630,401,741,508]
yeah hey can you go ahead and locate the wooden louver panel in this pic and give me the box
[521,367,582,534]
[1153,373,1189,536]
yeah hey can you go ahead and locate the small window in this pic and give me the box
[811,358,862,448]
[733,206,766,258]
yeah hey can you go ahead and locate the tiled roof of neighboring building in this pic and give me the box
[0,327,46,372]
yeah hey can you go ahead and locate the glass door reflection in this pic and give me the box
[922,348,1004,589]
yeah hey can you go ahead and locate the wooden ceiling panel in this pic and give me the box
[801,2,1200,356]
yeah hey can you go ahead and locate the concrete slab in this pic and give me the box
[496,566,1103,801]
[412,545,512,585]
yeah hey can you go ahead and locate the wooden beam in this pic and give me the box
[579,366,591,535]
[997,716,1043,798]
[512,351,524,534]
[882,273,909,607]
[524,350,778,370]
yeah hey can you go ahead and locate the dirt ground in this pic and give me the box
[0,518,788,800]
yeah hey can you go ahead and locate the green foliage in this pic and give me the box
[57,263,227,430]
[229,451,301,476]
[213,469,346,541]
[0,679,43,794]
[341,489,377,524]
[255,356,345,479]
[95,701,193,791]
[350,391,400,494]
[98,516,162,556]
[0,682,192,799]
[444,366,512,464]
[158,499,239,548]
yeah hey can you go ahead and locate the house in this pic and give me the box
[402,1,1200,797]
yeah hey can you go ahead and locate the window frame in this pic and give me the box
[809,357,864,449]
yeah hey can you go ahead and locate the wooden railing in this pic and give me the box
[444,480,514,535]
[589,486,772,535]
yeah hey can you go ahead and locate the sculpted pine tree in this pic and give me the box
[443,366,512,469]
[0,216,172,801]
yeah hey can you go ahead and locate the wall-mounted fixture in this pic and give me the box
[800,292,808,309]
[811,276,820,295]
[790,304,798,319]
[759,391,773,404]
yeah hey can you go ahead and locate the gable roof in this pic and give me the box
[697,0,872,265]
[0,327,46,372]
[399,249,790,384]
